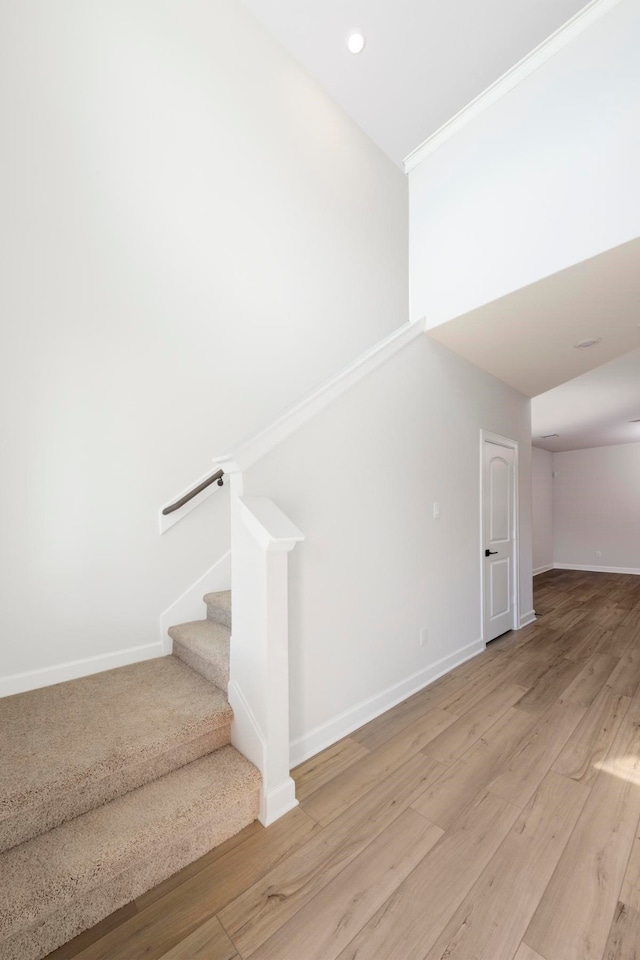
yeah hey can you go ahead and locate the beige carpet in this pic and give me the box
[0,746,260,960]
[170,588,232,688]
[204,589,232,627]
[169,618,231,688]
[0,589,261,960]
[0,656,232,851]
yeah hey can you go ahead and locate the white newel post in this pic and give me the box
[224,469,304,826]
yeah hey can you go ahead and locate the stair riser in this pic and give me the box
[0,725,230,854]
[205,600,232,628]
[172,639,229,690]
[3,790,260,960]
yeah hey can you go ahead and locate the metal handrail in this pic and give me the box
[161,470,224,516]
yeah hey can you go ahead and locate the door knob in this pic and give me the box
[485,549,498,557]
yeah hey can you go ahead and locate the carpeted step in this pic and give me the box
[204,589,232,627]
[169,619,230,690]
[0,657,232,853]
[0,746,261,960]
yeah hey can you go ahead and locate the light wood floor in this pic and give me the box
[49,570,640,960]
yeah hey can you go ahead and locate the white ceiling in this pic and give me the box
[427,239,640,396]
[532,347,640,451]
[240,0,640,452]
[240,0,592,166]
[427,239,640,451]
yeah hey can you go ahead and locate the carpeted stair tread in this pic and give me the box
[0,746,261,960]
[169,619,230,690]
[0,657,232,852]
[204,589,232,627]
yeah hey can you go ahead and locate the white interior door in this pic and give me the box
[482,438,517,642]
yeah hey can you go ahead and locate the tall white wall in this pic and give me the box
[0,0,408,689]
[553,443,640,572]
[532,446,554,574]
[409,0,640,327]
[243,336,532,761]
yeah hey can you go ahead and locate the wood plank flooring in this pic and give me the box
[48,569,640,960]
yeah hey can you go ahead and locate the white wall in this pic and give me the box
[532,446,554,574]
[409,0,640,327]
[0,0,408,689]
[553,443,640,572]
[243,335,532,761]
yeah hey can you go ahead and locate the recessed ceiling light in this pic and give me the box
[540,433,560,438]
[573,338,602,348]
[347,31,366,54]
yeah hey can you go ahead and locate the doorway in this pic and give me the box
[481,431,519,643]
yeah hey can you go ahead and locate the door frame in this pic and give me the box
[479,429,520,645]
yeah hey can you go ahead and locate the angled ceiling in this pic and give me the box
[532,347,640,451]
[240,0,592,166]
[427,238,640,451]
[427,240,640,398]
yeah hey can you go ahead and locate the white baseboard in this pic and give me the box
[553,563,640,576]
[533,564,554,576]
[259,778,299,827]
[289,639,485,768]
[0,642,164,698]
[519,610,537,628]
[160,552,231,653]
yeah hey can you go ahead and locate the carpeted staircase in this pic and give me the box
[0,591,261,960]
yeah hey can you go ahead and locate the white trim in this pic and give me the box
[480,431,520,644]
[260,779,299,827]
[553,563,640,576]
[404,0,623,172]
[160,552,231,654]
[533,564,554,576]
[0,642,163,698]
[289,639,484,767]
[238,497,304,553]
[228,680,299,826]
[519,610,537,629]
[159,470,228,534]
[214,319,427,473]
